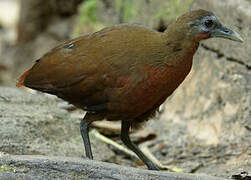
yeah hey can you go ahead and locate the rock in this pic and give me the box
[0,154,226,180]
[0,86,114,161]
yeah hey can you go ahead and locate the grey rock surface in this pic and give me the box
[0,154,226,180]
[0,86,114,160]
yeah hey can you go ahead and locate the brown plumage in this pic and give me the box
[17,9,243,170]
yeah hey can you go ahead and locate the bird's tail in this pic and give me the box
[16,68,31,87]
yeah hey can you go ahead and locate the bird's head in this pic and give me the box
[173,9,243,43]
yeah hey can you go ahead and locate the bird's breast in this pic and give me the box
[108,57,193,119]
[140,58,193,101]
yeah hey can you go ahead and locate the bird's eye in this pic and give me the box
[204,19,214,28]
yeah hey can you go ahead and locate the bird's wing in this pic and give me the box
[21,24,164,95]
[22,30,111,92]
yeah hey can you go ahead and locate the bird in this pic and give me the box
[17,9,243,170]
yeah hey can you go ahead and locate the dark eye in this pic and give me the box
[204,19,213,28]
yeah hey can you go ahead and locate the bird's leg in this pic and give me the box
[120,120,160,171]
[80,119,93,159]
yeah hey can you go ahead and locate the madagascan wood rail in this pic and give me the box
[17,9,243,170]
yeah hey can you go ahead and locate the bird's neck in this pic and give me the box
[161,25,199,66]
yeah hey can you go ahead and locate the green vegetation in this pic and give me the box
[0,164,17,173]
[72,0,101,38]
[115,0,135,22]
[73,0,136,37]
[154,0,194,21]
[79,0,98,23]
[73,137,82,143]
[50,136,57,142]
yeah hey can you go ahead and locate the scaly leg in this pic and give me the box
[120,121,160,170]
[80,120,93,159]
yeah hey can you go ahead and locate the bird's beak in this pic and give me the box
[211,26,244,43]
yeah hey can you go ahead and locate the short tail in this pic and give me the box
[16,68,31,87]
